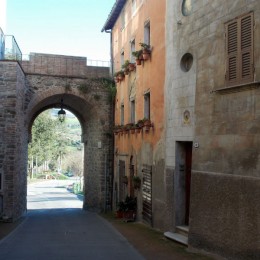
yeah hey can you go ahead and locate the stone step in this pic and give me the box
[176,225,189,236]
[164,231,188,246]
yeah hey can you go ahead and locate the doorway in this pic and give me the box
[175,141,192,226]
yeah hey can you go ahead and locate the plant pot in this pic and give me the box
[130,128,135,134]
[123,210,136,220]
[116,211,124,218]
[142,49,150,60]
[136,58,142,65]
[128,63,136,71]
[136,127,142,133]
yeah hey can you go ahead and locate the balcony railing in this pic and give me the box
[3,35,22,61]
[0,31,22,61]
[0,28,4,60]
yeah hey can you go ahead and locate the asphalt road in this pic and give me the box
[0,180,144,260]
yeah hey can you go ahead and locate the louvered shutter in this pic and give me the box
[226,12,254,86]
[240,13,253,83]
[226,20,239,85]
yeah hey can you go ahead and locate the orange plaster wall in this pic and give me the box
[112,0,166,155]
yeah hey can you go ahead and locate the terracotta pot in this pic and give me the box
[136,58,142,65]
[128,63,136,71]
[142,49,150,60]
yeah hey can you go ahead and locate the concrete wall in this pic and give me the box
[189,171,260,259]
[166,0,260,258]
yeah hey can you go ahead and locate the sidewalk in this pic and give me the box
[100,212,213,260]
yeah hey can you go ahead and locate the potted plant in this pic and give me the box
[123,196,137,220]
[133,175,141,189]
[140,43,151,60]
[113,125,122,135]
[128,63,136,71]
[117,70,125,81]
[122,60,130,75]
[116,201,126,218]
[132,50,143,65]
[122,175,128,184]
[137,119,145,128]
[143,118,152,131]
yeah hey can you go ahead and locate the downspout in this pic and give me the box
[105,29,115,211]
[105,29,114,76]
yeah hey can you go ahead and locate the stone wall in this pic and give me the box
[0,53,112,220]
[0,61,27,220]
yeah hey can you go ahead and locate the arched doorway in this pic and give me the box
[0,56,113,221]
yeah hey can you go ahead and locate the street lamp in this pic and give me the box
[58,99,66,123]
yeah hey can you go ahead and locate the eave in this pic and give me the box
[101,0,126,32]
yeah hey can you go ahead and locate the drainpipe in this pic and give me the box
[105,30,114,76]
[104,29,115,211]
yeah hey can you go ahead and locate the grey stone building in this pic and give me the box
[165,0,260,259]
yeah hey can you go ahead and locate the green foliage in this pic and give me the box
[28,111,69,167]
[77,83,89,94]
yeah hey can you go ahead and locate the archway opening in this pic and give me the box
[27,108,84,210]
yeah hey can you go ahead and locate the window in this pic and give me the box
[121,9,125,30]
[121,51,124,68]
[130,100,135,123]
[144,21,150,46]
[144,92,150,119]
[226,12,254,86]
[121,104,124,125]
[132,0,137,16]
[0,172,2,191]
[130,39,135,63]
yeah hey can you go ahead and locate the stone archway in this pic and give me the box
[0,54,113,221]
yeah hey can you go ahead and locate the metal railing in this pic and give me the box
[0,32,22,61]
[3,35,22,61]
[86,59,110,67]
[0,28,4,60]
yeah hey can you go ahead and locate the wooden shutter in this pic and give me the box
[226,20,239,84]
[240,13,253,83]
[226,12,254,86]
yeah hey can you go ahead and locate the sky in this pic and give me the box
[6,0,115,61]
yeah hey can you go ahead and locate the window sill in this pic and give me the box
[212,82,260,94]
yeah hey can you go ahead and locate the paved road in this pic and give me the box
[0,180,143,260]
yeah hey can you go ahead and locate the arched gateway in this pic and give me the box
[0,53,113,221]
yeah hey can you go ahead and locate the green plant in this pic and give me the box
[64,84,71,91]
[139,42,151,50]
[133,176,141,189]
[132,49,143,58]
[122,60,130,70]
[77,84,89,94]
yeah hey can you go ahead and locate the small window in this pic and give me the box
[144,92,150,120]
[182,0,193,16]
[121,104,124,125]
[121,9,125,30]
[0,172,2,191]
[144,21,150,46]
[225,12,254,86]
[130,39,135,63]
[130,100,135,123]
[120,51,124,68]
[132,0,137,16]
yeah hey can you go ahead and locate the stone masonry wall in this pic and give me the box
[0,53,112,220]
[0,61,27,220]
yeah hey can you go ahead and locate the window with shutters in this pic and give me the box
[225,12,254,86]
